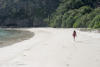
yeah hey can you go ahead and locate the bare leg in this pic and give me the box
[74,37,75,41]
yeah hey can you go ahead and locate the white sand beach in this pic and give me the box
[0,28,100,67]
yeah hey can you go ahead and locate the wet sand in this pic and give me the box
[0,29,34,47]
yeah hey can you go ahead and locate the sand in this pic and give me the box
[0,28,100,67]
[0,29,34,47]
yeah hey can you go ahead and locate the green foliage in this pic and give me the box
[88,8,100,28]
[48,0,100,28]
[89,15,100,28]
[0,0,100,28]
[50,14,63,27]
[0,0,60,27]
[73,14,91,28]
[79,6,93,14]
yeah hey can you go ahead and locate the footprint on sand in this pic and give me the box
[17,63,26,66]
[62,46,67,48]
[24,48,30,51]
[16,62,26,66]
[44,44,48,45]
[67,56,72,60]
[76,41,84,43]
[23,54,27,56]
[15,61,26,66]
[66,64,70,67]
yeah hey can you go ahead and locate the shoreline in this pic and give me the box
[0,29,34,48]
[0,28,99,67]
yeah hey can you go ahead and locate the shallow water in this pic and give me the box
[0,29,34,47]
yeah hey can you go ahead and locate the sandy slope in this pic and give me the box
[0,28,100,67]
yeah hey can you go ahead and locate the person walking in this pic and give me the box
[73,30,77,41]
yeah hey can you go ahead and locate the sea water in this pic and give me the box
[0,29,33,47]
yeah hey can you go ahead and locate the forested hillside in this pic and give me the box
[0,0,100,28]
[47,0,100,28]
[0,0,59,27]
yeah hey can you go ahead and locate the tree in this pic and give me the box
[89,15,100,28]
